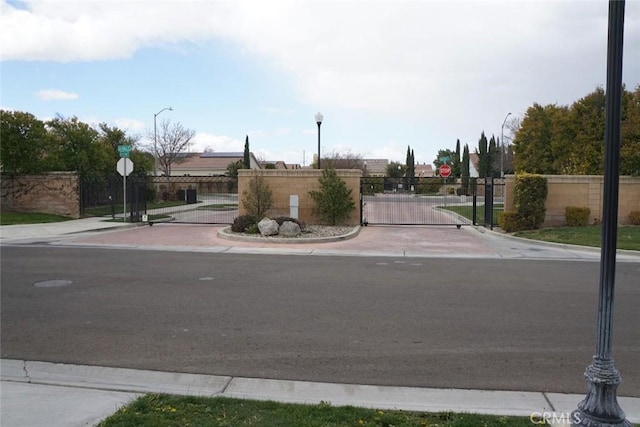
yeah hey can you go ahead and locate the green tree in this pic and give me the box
[513,104,560,174]
[453,139,461,177]
[488,135,499,177]
[476,132,490,177]
[243,135,250,169]
[405,146,415,179]
[226,160,244,177]
[386,161,405,177]
[46,115,110,176]
[621,85,640,175]
[242,175,273,217]
[433,149,455,171]
[461,144,470,194]
[0,110,49,175]
[308,168,356,225]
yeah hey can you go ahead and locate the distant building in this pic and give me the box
[259,160,288,170]
[415,163,434,178]
[169,152,261,176]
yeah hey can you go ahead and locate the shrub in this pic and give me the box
[514,174,548,230]
[415,180,442,194]
[456,187,469,196]
[565,206,590,226]
[629,210,640,225]
[448,187,456,195]
[242,175,273,217]
[231,214,259,232]
[308,168,356,225]
[498,211,521,232]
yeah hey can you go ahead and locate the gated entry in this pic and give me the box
[148,177,238,224]
[360,177,503,227]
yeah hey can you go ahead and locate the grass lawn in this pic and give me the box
[514,225,640,251]
[0,211,74,225]
[441,204,503,226]
[196,204,238,211]
[98,394,535,427]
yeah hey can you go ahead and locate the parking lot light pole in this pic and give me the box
[153,107,173,178]
[500,112,511,178]
[315,112,323,169]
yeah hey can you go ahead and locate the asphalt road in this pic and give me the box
[2,246,639,396]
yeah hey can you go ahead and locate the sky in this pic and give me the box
[1,0,639,167]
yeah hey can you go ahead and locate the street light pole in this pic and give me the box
[153,107,173,178]
[572,1,630,426]
[315,112,323,169]
[500,112,511,178]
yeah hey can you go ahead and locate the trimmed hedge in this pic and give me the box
[565,206,590,226]
[514,174,548,230]
[630,210,640,225]
[498,211,520,232]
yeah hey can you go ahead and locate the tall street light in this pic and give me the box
[154,107,173,178]
[572,1,630,426]
[315,112,323,169]
[500,112,511,178]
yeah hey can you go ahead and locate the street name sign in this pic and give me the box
[118,145,132,158]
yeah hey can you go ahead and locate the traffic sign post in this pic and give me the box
[117,158,134,222]
[439,164,452,178]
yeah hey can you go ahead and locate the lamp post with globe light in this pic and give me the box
[315,112,323,169]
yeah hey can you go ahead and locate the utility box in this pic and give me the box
[289,195,299,219]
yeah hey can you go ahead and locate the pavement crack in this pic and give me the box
[23,361,31,383]
[219,377,233,396]
[542,392,555,411]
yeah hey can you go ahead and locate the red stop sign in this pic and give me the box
[439,164,451,178]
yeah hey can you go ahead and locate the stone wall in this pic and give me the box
[238,169,362,225]
[1,173,81,218]
[504,175,640,226]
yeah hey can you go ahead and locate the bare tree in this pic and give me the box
[151,119,196,176]
[321,150,365,170]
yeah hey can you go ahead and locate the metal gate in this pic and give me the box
[148,178,238,224]
[360,177,504,227]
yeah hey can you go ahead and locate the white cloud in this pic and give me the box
[6,0,638,157]
[114,118,146,132]
[36,88,79,101]
[191,132,243,153]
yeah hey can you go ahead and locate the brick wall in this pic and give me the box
[1,173,81,218]
[238,169,362,225]
[504,175,640,226]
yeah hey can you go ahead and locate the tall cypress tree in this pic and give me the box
[243,135,250,169]
[462,143,470,194]
[477,132,489,177]
[488,135,498,177]
[454,139,461,177]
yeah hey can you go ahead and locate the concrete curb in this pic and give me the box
[483,227,640,257]
[2,360,639,425]
[217,225,361,244]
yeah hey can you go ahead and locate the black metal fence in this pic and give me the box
[80,175,238,224]
[360,177,504,228]
[80,175,147,222]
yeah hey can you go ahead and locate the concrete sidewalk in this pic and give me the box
[3,360,639,427]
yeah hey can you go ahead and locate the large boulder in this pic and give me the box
[258,218,279,236]
[279,221,301,237]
